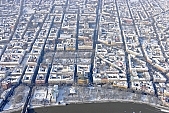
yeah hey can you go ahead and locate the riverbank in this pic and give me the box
[1,107,22,113]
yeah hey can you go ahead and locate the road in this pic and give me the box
[88,0,101,85]
[115,0,131,88]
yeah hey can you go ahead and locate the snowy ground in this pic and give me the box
[33,88,47,100]
[3,85,30,111]
[3,102,23,111]
[30,86,66,108]
[56,87,65,103]
[30,87,48,106]
[57,86,162,106]
[161,109,169,113]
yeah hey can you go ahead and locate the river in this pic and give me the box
[12,102,166,113]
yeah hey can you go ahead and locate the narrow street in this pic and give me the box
[89,0,101,84]
[115,0,131,88]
